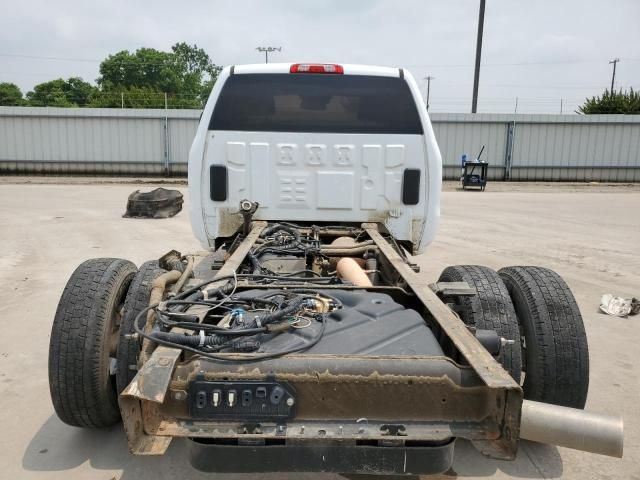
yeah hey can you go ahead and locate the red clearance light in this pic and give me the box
[290,63,344,74]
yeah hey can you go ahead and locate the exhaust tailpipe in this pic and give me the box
[520,400,623,458]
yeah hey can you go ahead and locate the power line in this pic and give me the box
[2,52,639,68]
[0,52,221,69]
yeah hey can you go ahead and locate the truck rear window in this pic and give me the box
[209,74,423,134]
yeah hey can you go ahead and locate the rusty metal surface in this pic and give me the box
[214,220,267,279]
[119,395,172,455]
[145,354,503,442]
[362,223,522,459]
[118,222,268,453]
[124,221,268,403]
[122,348,182,403]
[430,281,476,296]
[120,221,522,459]
[362,223,518,389]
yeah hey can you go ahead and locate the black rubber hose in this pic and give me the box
[255,296,309,325]
[133,303,326,362]
[152,333,260,353]
[247,253,263,274]
[150,331,228,347]
[262,223,296,238]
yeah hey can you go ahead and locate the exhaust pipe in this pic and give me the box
[336,257,373,287]
[520,400,623,458]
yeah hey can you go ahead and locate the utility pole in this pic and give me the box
[256,46,281,64]
[609,58,620,92]
[560,98,563,114]
[424,76,434,111]
[471,0,486,113]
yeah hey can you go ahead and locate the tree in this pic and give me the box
[578,89,640,114]
[6,43,220,109]
[96,43,220,108]
[171,42,222,103]
[89,86,177,108]
[26,77,96,107]
[0,82,25,106]
[65,77,96,106]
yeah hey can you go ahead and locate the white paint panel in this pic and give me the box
[278,173,309,208]
[317,171,354,209]
[249,143,270,207]
[226,142,246,165]
[385,145,405,167]
[361,145,383,210]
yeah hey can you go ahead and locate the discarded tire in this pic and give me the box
[123,187,183,219]
[49,258,137,428]
[438,265,522,383]
[499,266,589,409]
[116,260,167,393]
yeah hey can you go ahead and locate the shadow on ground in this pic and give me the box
[23,415,563,479]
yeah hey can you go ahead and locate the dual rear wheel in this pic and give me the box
[49,258,165,428]
[48,258,590,430]
[438,265,589,409]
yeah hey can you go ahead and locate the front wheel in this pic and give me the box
[48,258,137,428]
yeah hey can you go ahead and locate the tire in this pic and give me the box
[438,265,522,383]
[499,266,589,408]
[116,260,167,393]
[49,258,137,428]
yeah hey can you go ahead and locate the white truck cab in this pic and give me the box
[189,63,442,254]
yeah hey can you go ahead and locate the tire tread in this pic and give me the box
[499,266,589,408]
[439,265,522,382]
[49,258,136,428]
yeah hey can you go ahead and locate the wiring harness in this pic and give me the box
[245,223,324,275]
[133,272,342,362]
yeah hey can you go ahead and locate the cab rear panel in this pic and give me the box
[189,63,442,254]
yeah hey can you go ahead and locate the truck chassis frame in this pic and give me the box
[119,221,523,474]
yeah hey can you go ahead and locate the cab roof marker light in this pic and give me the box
[290,64,344,74]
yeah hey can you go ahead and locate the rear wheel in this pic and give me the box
[49,258,137,428]
[116,260,167,393]
[438,265,522,383]
[499,266,589,408]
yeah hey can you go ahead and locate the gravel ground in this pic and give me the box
[0,180,638,480]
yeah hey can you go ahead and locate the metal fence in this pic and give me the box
[1,107,639,181]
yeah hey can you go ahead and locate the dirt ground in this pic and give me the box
[0,180,638,480]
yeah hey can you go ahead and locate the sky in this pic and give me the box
[1,0,639,113]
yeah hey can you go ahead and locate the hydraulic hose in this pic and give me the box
[170,255,194,294]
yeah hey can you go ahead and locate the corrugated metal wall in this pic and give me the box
[430,114,509,181]
[0,107,198,175]
[1,107,639,181]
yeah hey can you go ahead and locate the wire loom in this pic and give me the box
[133,272,343,362]
[134,223,357,361]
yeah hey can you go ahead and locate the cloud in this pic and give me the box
[0,0,638,112]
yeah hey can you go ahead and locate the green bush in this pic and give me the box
[578,88,640,114]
